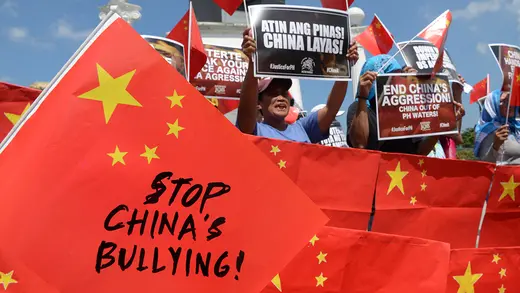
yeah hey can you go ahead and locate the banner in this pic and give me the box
[398,40,460,85]
[142,35,187,79]
[375,73,458,140]
[192,44,248,99]
[489,43,520,91]
[249,5,351,80]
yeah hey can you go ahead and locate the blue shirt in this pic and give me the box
[253,111,328,143]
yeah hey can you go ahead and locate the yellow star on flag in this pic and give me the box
[278,160,287,169]
[375,22,382,29]
[0,270,18,290]
[316,251,327,264]
[499,268,506,279]
[166,90,184,108]
[140,145,160,164]
[315,273,328,287]
[492,254,501,264]
[309,235,319,246]
[517,74,520,83]
[410,196,417,205]
[166,119,185,138]
[421,183,427,191]
[4,102,31,125]
[270,145,281,156]
[418,159,424,167]
[107,145,128,166]
[387,162,409,195]
[421,170,427,178]
[498,284,506,293]
[271,274,282,292]
[453,262,483,293]
[78,64,142,124]
[446,19,451,27]
[499,175,520,202]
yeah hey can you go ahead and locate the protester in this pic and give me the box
[347,54,465,155]
[237,28,359,143]
[310,104,348,147]
[474,90,520,164]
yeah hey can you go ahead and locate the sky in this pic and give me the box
[0,0,518,130]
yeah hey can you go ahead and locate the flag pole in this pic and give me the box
[243,0,250,26]
[487,73,490,95]
[345,0,349,10]
[187,0,193,81]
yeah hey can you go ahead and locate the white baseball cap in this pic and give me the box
[310,104,346,117]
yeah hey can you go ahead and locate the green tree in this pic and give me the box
[461,128,476,148]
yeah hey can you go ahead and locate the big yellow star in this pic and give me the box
[278,160,287,169]
[4,103,31,125]
[316,251,328,264]
[492,254,501,264]
[271,274,282,292]
[517,74,520,83]
[270,145,281,156]
[315,273,328,287]
[499,268,506,279]
[387,162,409,195]
[499,175,520,202]
[166,119,185,138]
[166,90,184,108]
[78,64,142,124]
[0,270,18,290]
[309,235,319,246]
[140,145,160,164]
[453,262,482,293]
[107,145,128,166]
[498,284,506,293]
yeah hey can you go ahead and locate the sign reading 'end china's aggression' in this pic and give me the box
[375,73,457,140]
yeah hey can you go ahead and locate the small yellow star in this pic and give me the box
[278,160,287,169]
[315,273,328,287]
[418,159,424,167]
[492,254,502,264]
[316,251,328,264]
[453,262,483,293]
[421,183,427,191]
[387,162,409,195]
[166,119,185,138]
[375,22,382,29]
[270,145,281,156]
[166,90,184,108]
[4,102,31,125]
[410,196,417,205]
[309,235,319,246]
[499,268,507,279]
[498,284,506,293]
[140,145,160,164]
[421,170,427,178]
[517,75,520,83]
[446,19,451,27]
[0,271,17,290]
[107,145,128,166]
[271,274,282,292]
[499,175,520,202]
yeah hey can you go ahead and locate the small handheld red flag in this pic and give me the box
[320,0,355,11]
[509,66,520,107]
[470,75,489,104]
[418,10,452,76]
[0,82,40,141]
[355,15,394,56]
[212,0,243,16]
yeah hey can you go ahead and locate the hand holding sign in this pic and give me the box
[403,66,417,74]
[242,28,257,59]
[347,42,359,65]
[453,100,465,121]
[358,71,378,99]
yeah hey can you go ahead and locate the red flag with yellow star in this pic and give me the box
[0,14,328,293]
[447,247,520,293]
[355,15,394,56]
[417,10,452,76]
[0,82,40,142]
[207,97,239,115]
[261,227,450,293]
[249,136,380,230]
[479,166,520,247]
[372,153,494,248]
[212,0,243,16]
[470,75,489,104]
[509,66,520,106]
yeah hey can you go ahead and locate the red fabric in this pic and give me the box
[448,247,520,292]
[167,8,207,80]
[0,17,327,293]
[372,153,493,248]
[470,76,489,104]
[355,15,394,56]
[418,10,452,76]
[249,136,380,230]
[262,227,450,293]
[212,0,243,16]
[509,66,520,106]
[0,82,40,141]
[320,0,355,11]
[440,136,457,159]
[284,107,299,124]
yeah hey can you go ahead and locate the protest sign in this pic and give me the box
[142,35,187,79]
[192,45,248,99]
[489,43,520,91]
[398,40,460,85]
[375,73,458,140]
[249,5,351,80]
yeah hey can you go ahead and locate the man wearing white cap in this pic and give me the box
[237,28,359,143]
[310,104,348,147]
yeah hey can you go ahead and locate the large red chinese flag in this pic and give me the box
[167,6,207,80]
[261,227,450,293]
[320,0,355,11]
[212,0,243,16]
[355,15,394,56]
[249,136,380,230]
[0,14,327,293]
[470,75,489,104]
[418,10,452,76]
[447,247,520,292]
[372,153,493,248]
[509,66,520,106]
[0,82,40,141]
[479,166,520,247]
